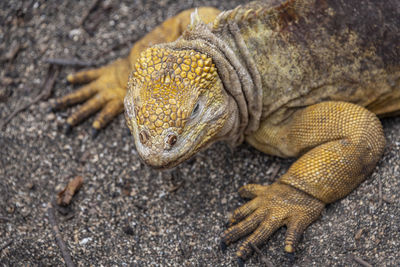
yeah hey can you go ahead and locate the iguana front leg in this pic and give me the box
[52,7,220,134]
[222,101,386,262]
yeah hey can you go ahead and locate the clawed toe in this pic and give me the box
[237,257,245,267]
[222,183,324,263]
[220,241,227,252]
[64,123,73,135]
[91,128,99,139]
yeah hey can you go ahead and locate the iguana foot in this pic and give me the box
[222,182,324,261]
[51,58,128,133]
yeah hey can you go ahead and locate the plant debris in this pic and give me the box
[47,202,76,267]
[57,176,84,206]
[43,58,99,68]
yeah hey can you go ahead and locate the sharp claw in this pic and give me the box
[49,99,60,112]
[220,241,227,253]
[65,124,72,135]
[237,257,245,267]
[91,128,99,139]
[48,105,56,113]
[285,251,295,263]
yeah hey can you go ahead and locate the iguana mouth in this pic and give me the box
[138,126,206,169]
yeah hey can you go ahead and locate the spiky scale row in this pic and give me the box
[212,0,298,34]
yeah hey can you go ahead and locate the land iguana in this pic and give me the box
[52,0,400,264]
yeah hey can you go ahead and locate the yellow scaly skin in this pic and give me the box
[53,0,399,264]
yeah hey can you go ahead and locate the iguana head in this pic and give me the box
[124,47,235,168]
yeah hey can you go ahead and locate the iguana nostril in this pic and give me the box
[139,129,150,144]
[166,134,177,147]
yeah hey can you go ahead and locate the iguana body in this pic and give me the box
[53,0,400,263]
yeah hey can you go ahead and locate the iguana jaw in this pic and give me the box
[126,100,231,169]
[125,82,237,169]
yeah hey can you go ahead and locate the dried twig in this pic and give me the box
[78,0,101,26]
[249,242,274,267]
[354,228,364,240]
[1,64,60,130]
[378,176,382,207]
[0,216,11,222]
[168,181,185,193]
[44,58,98,68]
[47,201,76,267]
[85,4,113,35]
[0,240,13,252]
[0,42,27,62]
[57,176,84,206]
[352,255,373,267]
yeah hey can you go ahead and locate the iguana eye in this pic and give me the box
[190,101,200,119]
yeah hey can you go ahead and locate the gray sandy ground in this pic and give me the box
[0,0,399,266]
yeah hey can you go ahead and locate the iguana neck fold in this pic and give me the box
[158,20,263,145]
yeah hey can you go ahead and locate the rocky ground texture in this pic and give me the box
[1,0,399,266]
